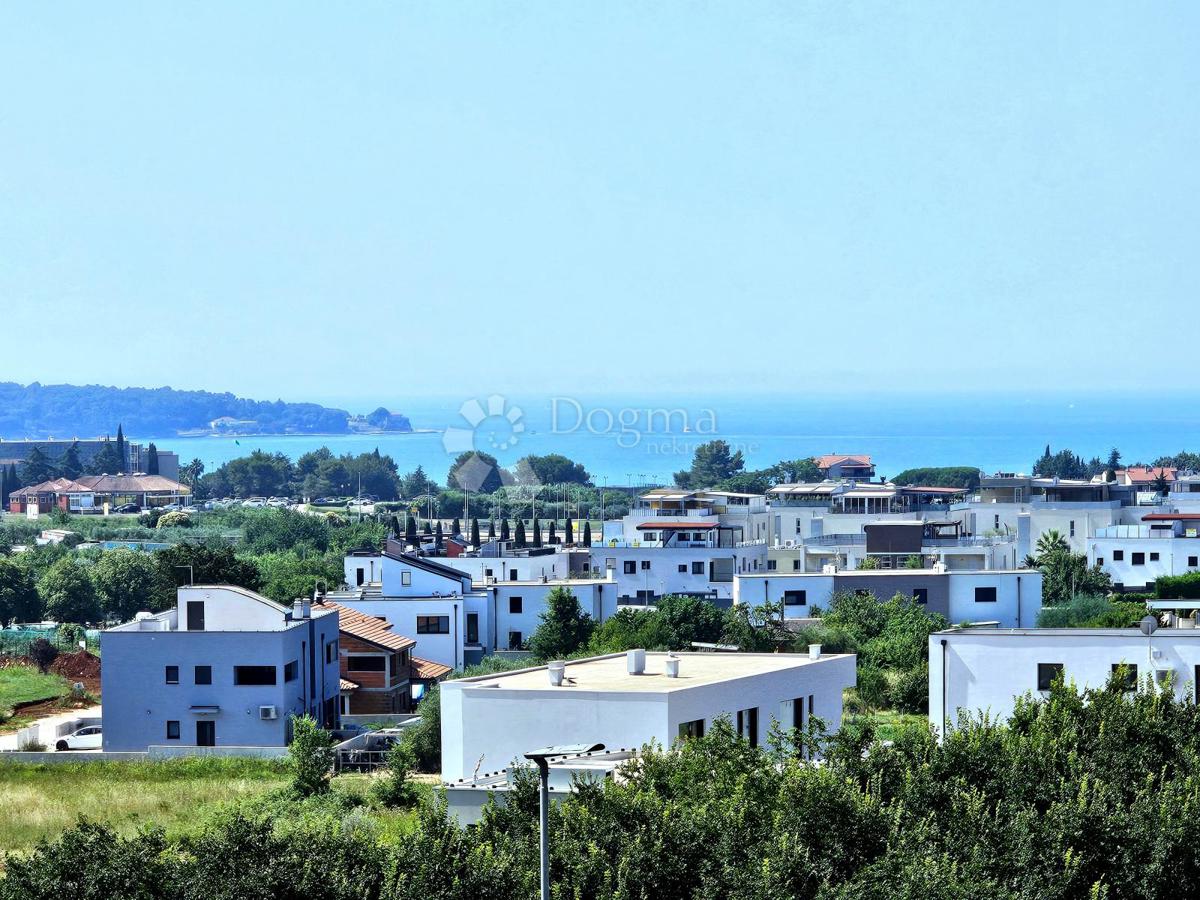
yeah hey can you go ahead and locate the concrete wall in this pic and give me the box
[1088,536,1200,590]
[589,544,768,602]
[341,595,478,670]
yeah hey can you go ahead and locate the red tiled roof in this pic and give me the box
[814,454,873,469]
[636,521,719,529]
[410,656,452,681]
[322,601,416,651]
[1121,466,1176,484]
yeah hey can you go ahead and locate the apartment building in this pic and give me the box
[1089,513,1200,590]
[101,586,341,751]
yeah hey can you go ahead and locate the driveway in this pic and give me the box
[0,704,102,751]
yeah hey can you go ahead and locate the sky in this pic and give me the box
[2,2,1198,403]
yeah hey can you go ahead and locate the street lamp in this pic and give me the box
[524,743,605,900]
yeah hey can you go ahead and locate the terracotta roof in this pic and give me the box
[814,454,873,469]
[1120,466,1176,484]
[11,477,92,497]
[323,601,416,651]
[75,474,188,493]
[636,521,719,529]
[410,656,452,681]
[1142,513,1200,521]
[339,677,360,691]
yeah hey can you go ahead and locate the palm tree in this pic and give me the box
[1035,530,1069,559]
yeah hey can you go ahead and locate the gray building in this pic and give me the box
[0,437,178,480]
[101,586,341,751]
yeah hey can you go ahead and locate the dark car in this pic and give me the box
[113,504,140,514]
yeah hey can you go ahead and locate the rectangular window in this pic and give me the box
[325,641,336,664]
[233,665,276,686]
[1150,552,1160,562]
[623,561,636,575]
[509,596,523,614]
[1097,557,1104,567]
[484,568,493,578]
[466,613,479,644]
[974,586,998,603]
[1113,550,1124,561]
[783,590,807,606]
[913,588,928,605]
[356,567,365,586]
[735,707,759,747]
[165,665,179,685]
[678,564,687,573]
[508,631,523,650]
[194,665,212,685]
[792,697,804,730]
[640,561,651,570]
[166,720,180,740]
[283,660,298,682]
[417,616,450,634]
[1132,552,1145,566]
[186,601,205,631]
[1037,662,1063,691]
[509,569,518,581]
[642,532,657,542]
[1069,520,1075,538]
[347,655,386,672]
[692,561,705,575]
[401,571,412,586]
[1112,663,1138,691]
[994,514,1000,529]
[767,559,777,571]
[793,559,802,571]
[678,718,705,741]
[1191,556,1199,568]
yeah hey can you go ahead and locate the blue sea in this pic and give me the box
[145,391,1200,486]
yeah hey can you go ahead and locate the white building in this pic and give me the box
[734,567,1042,627]
[101,586,342,751]
[928,624,1200,738]
[618,488,770,545]
[1089,514,1200,590]
[440,649,857,782]
[589,541,768,605]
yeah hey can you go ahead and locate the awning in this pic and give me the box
[1143,513,1200,521]
[636,521,718,530]
[189,705,221,716]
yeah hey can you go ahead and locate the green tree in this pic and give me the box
[399,465,439,498]
[565,516,574,546]
[674,440,745,489]
[287,714,334,797]
[770,457,824,484]
[470,517,480,547]
[404,515,418,547]
[38,557,101,624]
[59,441,83,480]
[0,557,41,625]
[528,586,595,659]
[434,521,444,549]
[146,443,160,475]
[88,437,123,476]
[253,551,344,604]
[115,424,126,471]
[242,508,330,555]
[447,451,505,493]
[582,520,592,546]
[532,516,542,548]
[179,458,204,489]
[92,548,170,621]
[20,446,54,486]
[547,521,557,544]
[501,519,511,542]
[890,466,981,490]
[154,544,262,605]
[514,520,526,548]
[451,517,461,537]
[372,738,420,808]
[515,453,591,486]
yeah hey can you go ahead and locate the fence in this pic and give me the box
[0,627,101,658]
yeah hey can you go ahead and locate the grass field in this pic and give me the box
[0,757,422,856]
[847,710,928,743]
[0,667,69,718]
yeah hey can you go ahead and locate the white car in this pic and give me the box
[56,725,102,751]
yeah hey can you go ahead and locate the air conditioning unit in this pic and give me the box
[259,705,278,720]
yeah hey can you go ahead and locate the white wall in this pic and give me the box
[945,572,1041,628]
[1088,536,1200,589]
[439,552,574,584]
[339,596,478,670]
[176,586,291,631]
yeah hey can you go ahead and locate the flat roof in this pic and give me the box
[938,626,1200,637]
[738,568,1036,580]
[636,521,719,529]
[452,651,851,694]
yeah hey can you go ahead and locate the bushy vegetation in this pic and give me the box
[1037,593,1146,628]
[10,679,1200,898]
[890,466,981,489]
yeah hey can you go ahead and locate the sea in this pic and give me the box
[144,391,1200,487]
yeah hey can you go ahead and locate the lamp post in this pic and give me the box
[524,743,605,900]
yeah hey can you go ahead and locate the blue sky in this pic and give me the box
[2,2,1197,402]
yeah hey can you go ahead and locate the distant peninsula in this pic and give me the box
[0,382,413,438]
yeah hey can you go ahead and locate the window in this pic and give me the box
[1069,520,1075,538]
[623,561,636,575]
[793,559,802,571]
[508,631,523,650]
[485,568,493,578]
[994,514,1000,529]
[1191,556,1199,568]
[165,665,179,685]
[466,613,479,644]
[325,641,337,664]
[284,660,298,682]
[913,588,928,605]
[974,587,997,603]
[1150,552,1160,561]
[166,720,180,740]
[692,561,704,575]
[1112,663,1138,691]
[678,564,687,573]
[356,567,365,586]
[642,532,657,542]
[417,616,450,634]
[1037,663,1063,691]
[194,665,212,685]
[736,707,759,747]
[1132,552,1146,566]
[783,590,807,607]
[348,655,386,672]
[510,569,518,581]
[186,600,205,631]
[509,596,523,614]
[234,665,277,685]
[640,561,651,570]
[767,559,777,571]
[1113,550,1124,561]
[678,718,705,740]
[1097,557,1104,567]
[401,570,412,586]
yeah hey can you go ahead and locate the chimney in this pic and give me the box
[627,649,646,675]
[292,599,304,620]
[808,643,822,660]
[301,598,312,619]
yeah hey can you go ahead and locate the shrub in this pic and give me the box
[287,715,334,797]
[28,637,59,674]
[156,511,193,529]
[372,738,419,808]
[889,663,929,714]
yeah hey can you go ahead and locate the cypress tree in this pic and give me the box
[423,520,433,536]
[20,446,53,486]
[115,424,126,472]
[435,521,444,549]
[488,519,496,541]
[470,517,481,547]
[532,516,542,548]
[565,516,575,546]
[501,519,511,542]
[548,521,557,545]
[582,521,592,546]
[452,517,461,537]
[405,515,418,547]
[390,515,402,538]
[515,520,527,549]
[146,442,160,475]
[0,465,7,508]
[60,441,83,480]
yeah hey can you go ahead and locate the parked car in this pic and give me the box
[113,503,139,514]
[242,498,267,509]
[56,725,102,751]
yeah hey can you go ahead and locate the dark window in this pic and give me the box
[913,588,928,605]
[1037,663,1063,691]
[808,695,814,714]
[783,590,807,606]
[401,571,412,586]
[466,613,479,644]
[1191,556,1199,568]
[635,589,656,602]
[642,532,656,542]
[640,560,651,570]
[793,559,802,571]
[623,561,636,575]
[166,720,180,740]
[194,665,212,685]
[1097,557,1104,567]
[1112,663,1138,691]
[509,596,523,614]
[1132,553,1145,566]
[792,697,804,730]
[233,665,277,686]
[165,665,179,685]
[736,707,759,747]
[356,568,365,586]
[1069,520,1075,538]
[1150,552,1160,561]
[284,660,298,682]
[508,631,523,650]
[692,561,704,575]
[417,616,450,634]
[678,564,687,573]
[484,568,493,578]
[974,587,998,603]
[509,569,518,580]
[348,655,386,672]
[186,600,205,631]
[1112,550,1124,561]
[767,559,777,571]
[678,718,705,740]
[196,720,215,747]
[326,641,337,664]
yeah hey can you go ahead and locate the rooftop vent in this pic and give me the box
[627,649,646,675]
[548,661,566,687]
[664,654,680,678]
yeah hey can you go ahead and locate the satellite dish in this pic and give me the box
[1139,615,1158,636]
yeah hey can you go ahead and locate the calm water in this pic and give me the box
[146,391,1200,486]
